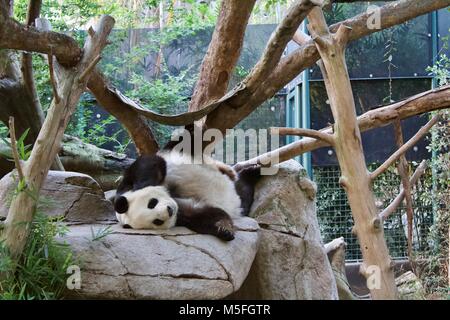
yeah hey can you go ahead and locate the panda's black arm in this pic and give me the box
[174,199,235,241]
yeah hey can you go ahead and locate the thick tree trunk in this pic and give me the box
[307,7,397,299]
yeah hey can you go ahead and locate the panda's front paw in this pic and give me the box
[215,220,235,241]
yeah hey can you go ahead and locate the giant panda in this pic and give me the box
[113,149,260,241]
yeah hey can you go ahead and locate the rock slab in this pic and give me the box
[62,217,260,299]
[0,170,115,223]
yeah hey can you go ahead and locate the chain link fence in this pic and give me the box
[314,163,434,262]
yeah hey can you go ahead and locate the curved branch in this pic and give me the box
[370,114,440,181]
[87,70,159,155]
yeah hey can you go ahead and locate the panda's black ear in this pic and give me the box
[114,196,129,214]
[118,155,167,193]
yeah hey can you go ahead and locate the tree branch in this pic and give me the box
[87,70,159,155]
[235,85,450,170]
[21,0,44,122]
[0,16,82,66]
[188,0,256,113]
[393,119,414,259]
[379,160,428,221]
[270,126,335,145]
[370,114,440,181]
[244,0,321,90]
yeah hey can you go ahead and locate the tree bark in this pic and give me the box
[188,0,256,113]
[307,7,397,299]
[0,15,115,261]
[235,85,450,170]
[0,13,82,67]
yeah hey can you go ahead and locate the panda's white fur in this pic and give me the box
[116,186,178,229]
[115,150,242,230]
[161,151,242,218]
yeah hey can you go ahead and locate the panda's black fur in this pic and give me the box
[114,151,261,241]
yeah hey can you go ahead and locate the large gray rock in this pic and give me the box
[0,170,115,223]
[232,160,338,300]
[62,217,259,299]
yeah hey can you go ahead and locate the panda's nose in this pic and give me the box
[167,206,174,217]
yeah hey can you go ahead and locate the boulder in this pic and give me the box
[62,217,259,299]
[231,160,338,300]
[0,170,116,223]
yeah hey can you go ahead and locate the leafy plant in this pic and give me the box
[0,127,32,161]
[0,213,76,300]
[89,225,113,242]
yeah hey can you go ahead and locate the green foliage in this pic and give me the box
[89,225,113,242]
[0,213,76,300]
[0,127,32,162]
[413,35,450,299]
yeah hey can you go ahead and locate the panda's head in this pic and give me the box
[114,154,177,230]
[114,186,178,229]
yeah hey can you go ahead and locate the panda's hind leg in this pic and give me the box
[175,199,235,241]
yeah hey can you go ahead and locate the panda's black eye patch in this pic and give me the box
[148,198,159,209]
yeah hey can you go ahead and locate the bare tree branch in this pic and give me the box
[188,0,256,113]
[307,5,397,299]
[244,0,321,90]
[380,160,428,221]
[87,70,159,155]
[21,0,44,121]
[78,55,101,83]
[235,85,450,170]
[270,126,335,145]
[393,119,414,259]
[370,114,440,180]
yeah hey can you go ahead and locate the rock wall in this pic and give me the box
[231,160,338,300]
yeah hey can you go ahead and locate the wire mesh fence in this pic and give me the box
[313,163,434,262]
